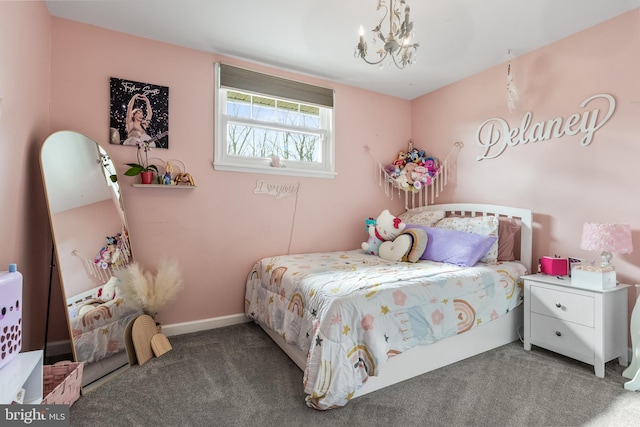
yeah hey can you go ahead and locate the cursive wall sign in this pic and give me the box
[475,93,616,161]
[253,180,299,199]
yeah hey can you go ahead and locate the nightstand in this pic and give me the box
[522,274,628,378]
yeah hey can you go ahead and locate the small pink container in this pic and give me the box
[0,263,23,369]
[540,256,568,276]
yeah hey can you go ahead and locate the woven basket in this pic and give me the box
[42,361,84,406]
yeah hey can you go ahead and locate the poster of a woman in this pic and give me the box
[109,77,169,149]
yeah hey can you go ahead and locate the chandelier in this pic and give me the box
[354,0,419,69]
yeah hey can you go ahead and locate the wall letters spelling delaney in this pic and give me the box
[475,94,616,161]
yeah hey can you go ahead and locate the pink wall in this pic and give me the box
[3,3,638,349]
[48,18,409,332]
[0,1,53,351]
[412,9,640,304]
[53,200,123,297]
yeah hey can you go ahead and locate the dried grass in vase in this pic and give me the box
[121,258,183,319]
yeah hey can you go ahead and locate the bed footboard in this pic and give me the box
[258,304,523,399]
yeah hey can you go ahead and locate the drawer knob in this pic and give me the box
[555,303,562,308]
[555,331,562,337]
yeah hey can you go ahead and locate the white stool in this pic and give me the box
[623,291,640,391]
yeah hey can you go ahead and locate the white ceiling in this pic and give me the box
[45,0,639,100]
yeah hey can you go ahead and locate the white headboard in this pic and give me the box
[422,203,533,272]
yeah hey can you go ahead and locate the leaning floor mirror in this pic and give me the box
[40,131,142,388]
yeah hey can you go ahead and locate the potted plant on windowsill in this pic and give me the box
[124,140,158,184]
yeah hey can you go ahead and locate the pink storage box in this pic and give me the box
[0,263,22,369]
[540,256,568,276]
[42,361,84,406]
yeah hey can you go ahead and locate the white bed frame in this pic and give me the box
[258,203,533,400]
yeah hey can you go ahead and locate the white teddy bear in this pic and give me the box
[361,209,406,256]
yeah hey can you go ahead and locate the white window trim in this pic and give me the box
[214,63,336,179]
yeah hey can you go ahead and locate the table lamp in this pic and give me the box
[580,223,633,268]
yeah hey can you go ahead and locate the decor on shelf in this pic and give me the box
[162,161,175,185]
[580,223,633,268]
[151,158,196,186]
[120,258,183,319]
[354,0,419,69]
[140,171,154,184]
[174,172,195,186]
[124,140,158,184]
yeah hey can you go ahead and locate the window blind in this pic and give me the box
[218,63,334,108]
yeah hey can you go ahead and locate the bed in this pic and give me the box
[245,203,533,410]
[66,278,142,365]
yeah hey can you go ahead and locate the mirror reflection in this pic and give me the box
[40,131,142,387]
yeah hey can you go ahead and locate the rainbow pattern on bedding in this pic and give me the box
[244,250,526,410]
[70,298,142,364]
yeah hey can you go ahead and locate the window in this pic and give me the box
[214,63,336,178]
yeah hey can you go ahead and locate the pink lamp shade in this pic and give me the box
[580,223,633,267]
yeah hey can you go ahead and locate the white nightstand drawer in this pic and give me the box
[530,285,594,327]
[530,313,594,358]
[523,274,629,378]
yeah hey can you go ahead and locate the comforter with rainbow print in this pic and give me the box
[244,250,526,410]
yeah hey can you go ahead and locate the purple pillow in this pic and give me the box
[406,224,498,267]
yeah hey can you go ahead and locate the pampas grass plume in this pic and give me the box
[122,258,183,318]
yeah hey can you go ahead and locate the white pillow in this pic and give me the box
[398,208,445,227]
[434,216,500,263]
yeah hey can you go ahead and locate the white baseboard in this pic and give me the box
[161,313,251,337]
[45,314,251,356]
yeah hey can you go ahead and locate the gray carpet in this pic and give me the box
[69,322,640,427]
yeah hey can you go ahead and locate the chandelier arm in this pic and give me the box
[390,53,408,69]
[361,52,388,66]
[375,1,390,43]
[356,0,418,70]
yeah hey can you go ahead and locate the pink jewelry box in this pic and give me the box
[0,263,22,369]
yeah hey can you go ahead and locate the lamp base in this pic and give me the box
[600,251,613,268]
